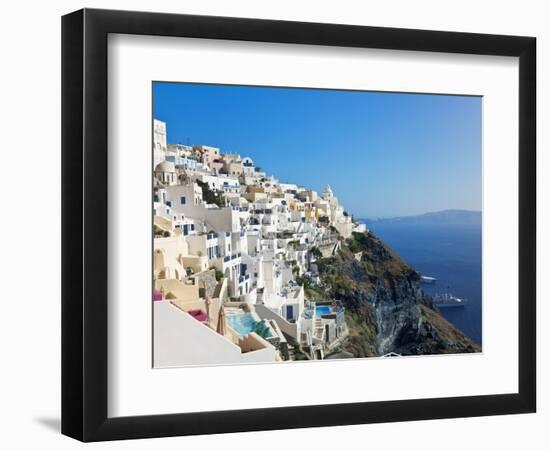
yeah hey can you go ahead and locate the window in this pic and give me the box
[286,305,294,320]
[180,196,186,205]
[166,201,171,207]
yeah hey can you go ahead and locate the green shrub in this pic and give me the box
[209,266,224,282]
[196,179,226,208]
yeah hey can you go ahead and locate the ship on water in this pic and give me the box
[420,275,437,284]
[433,292,468,308]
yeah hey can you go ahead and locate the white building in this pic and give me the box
[153,119,167,169]
[154,161,178,186]
[152,134,359,365]
[165,183,204,208]
[198,173,241,194]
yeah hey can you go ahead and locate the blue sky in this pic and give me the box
[153,82,481,218]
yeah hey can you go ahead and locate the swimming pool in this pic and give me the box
[316,305,333,316]
[226,312,273,337]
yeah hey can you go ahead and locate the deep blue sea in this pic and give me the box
[363,222,482,345]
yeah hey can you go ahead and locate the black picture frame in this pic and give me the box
[61,8,536,442]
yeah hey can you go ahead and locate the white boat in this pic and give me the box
[433,293,467,308]
[421,275,437,284]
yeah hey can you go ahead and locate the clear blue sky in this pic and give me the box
[153,82,481,218]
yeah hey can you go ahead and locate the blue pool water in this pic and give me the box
[365,222,482,345]
[316,305,332,316]
[226,312,272,337]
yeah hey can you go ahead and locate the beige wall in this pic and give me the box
[154,235,189,281]
[181,255,208,274]
[244,191,268,203]
[155,278,200,302]
[334,221,353,239]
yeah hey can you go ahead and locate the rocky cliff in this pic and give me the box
[314,230,480,357]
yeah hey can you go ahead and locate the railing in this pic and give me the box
[238,274,250,283]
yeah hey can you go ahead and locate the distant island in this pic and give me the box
[362,209,481,225]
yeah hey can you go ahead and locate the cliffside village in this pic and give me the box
[153,119,367,366]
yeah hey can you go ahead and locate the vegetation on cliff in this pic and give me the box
[311,230,480,357]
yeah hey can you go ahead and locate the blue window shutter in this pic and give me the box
[180,196,186,204]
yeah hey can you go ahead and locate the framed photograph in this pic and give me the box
[62,8,536,442]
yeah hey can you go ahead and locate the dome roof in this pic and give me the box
[153,178,166,188]
[155,161,176,173]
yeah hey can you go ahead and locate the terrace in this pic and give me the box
[224,303,280,347]
[314,301,345,320]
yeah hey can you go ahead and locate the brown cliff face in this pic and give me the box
[315,231,480,357]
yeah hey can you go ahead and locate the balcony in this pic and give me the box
[239,274,250,283]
